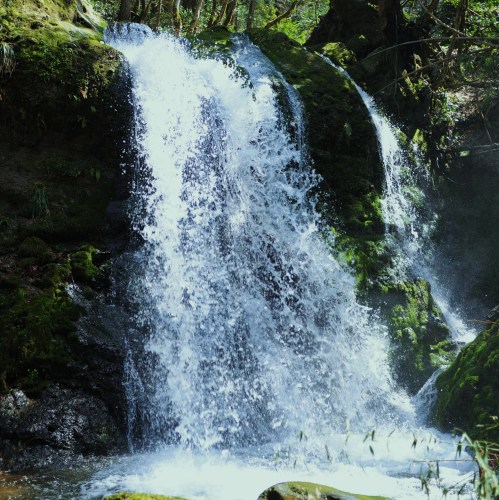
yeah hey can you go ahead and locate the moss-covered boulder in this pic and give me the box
[0,0,119,141]
[247,29,383,238]
[258,482,389,500]
[434,307,499,442]
[377,278,455,395]
[190,25,234,60]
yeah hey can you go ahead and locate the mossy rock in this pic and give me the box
[104,494,189,500]
[70,244,108,287]
[258,482,389,500]
[312,42,357,68]
[0,275,81,395]
[434,307,499,442]
[379,278,455,395]
[247,29,383,238]
[0,0,122,143]
[0,0,126,396]
[18,236,54,264]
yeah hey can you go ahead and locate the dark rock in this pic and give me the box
[0,385,125,472]
[0,0,132,469]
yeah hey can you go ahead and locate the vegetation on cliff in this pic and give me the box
[0,0,129,468]
[0,0,126,394]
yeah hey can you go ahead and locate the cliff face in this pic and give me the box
[0,0,131,470]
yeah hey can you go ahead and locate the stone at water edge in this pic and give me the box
[258,482,390,500]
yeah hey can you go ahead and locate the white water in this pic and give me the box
[85,27,477,500]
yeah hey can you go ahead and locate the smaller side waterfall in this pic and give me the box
[322,57,476,345]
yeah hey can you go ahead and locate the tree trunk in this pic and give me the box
[154,0,163,30]
[454,0,469,52]
[118,0,132,21]
[215,0,230,25]
[223,0,238,27]
[208,0,218,26]
[378,0,404,44]
[419,0,440,28]
[264,0,299,29]
[188,0,204,34]
[246,0,256,29]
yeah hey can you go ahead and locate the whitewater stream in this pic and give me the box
[3,27,478,499]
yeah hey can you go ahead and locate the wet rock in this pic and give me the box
[0,0,132,470]
[248,29,383,238]
[258,481,389,500]
[374,278,456,395]
[0,385,125,472]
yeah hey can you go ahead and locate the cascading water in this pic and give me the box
[78,27,478,500]
[326,59,476,345]
[112,26,409,449]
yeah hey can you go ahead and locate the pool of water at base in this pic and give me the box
[0,428,478,500]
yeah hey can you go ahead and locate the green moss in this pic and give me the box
[191,26,234,59]
[313,42,357,67]
[0,1,123,397]
[258,481,389,500]
[70,244,103,284]
[247,29,383,238]
[0,259,81,395]
[434,310,499,442]
[0,0,122,142]
[330,228,388,292]
[382,279,455,394]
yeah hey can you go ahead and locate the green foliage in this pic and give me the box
[90,0,328,44]
[31,184,50,219]
[269,0,329,45]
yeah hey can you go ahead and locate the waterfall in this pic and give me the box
[108,27,411,451]
[74,27,476,500]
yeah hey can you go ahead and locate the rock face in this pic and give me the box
[0,386,124,471]
[434,307,499,442]
[0,0,131,469]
